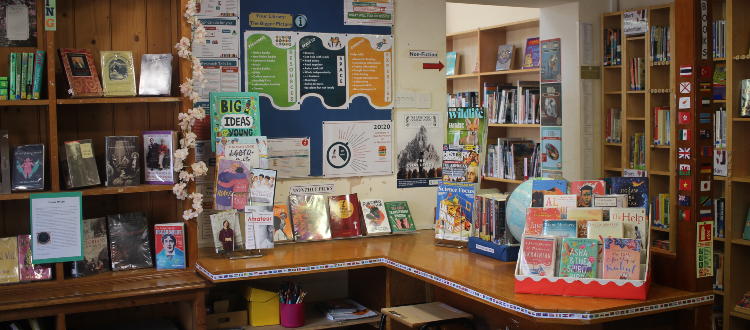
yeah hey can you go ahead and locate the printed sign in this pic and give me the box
[45,0,56,31]
[344,0,394,26]
[289,183,335,195]
[322,120,393,177]
[248,12,293,28]
[697,221,713,277]
[623,10,648,35]
[192,18,240,58]
[397,113,443,188]
[409,50,438,58]
[700,0,708,59]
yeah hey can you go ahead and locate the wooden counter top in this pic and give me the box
[197,232,714,324]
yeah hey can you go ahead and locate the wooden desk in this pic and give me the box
[197,232,714,327]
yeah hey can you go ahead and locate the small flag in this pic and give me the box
[680,82,691,93]
[679,164,691,175]
[700,130,711,139]
[680,179,692,191]
[700,209,711,221]
[700,118,710,124]
[701,163,711,173]
[701,181,711,191]
[679,97,691,109]
[700,82,711,92]
[680,209,691,221]
[702,97,710,106]
[681,66,693,76]
[699,112,710,123]
[679,148,691,159]
[678,112,691,124]
[701,66,711,78]
[700,196,711,206]
[700,113,711,118]
[680,129,691,140]
[700,146,711,157]
[679,195,691,206]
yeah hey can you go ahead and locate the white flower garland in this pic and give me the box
[173,0,209,221]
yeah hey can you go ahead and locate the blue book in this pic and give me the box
[435,181,475,242]
[542,220,578,238]
[531,179,567,207]
[611,177,649,208]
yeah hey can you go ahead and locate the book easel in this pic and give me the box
[224,249,263,260]
[435,217,467,249]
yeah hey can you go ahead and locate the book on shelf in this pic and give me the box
[714,197,725,238]
[65,217,110,278]
[519,234,556,276]
[743,206,750,240]
[484,140,539,181]
[713,149,727,177]
[315,299,358,314]
[558,237,598,278]
[60,139,101,189]
[714,251,724,291]
[604,29,622,66]
[209,92,262,153]
[531,180,566,207]
[522,37,540,69]
[623,9,648,36]
[742,79,750,118]
[328,194,362,238]
[715,107,726,148]
[525,207,562,235]
[446,107,485,147]
[17,235,52,282]
[20,52,27,100]
[543,194,576,215]
[713,306,724,330]
[653,239,669,250]
[714,63,726,101]
[289,194,332,241]
[12,144,44,192]
[713,20,726,58]
[143,130,177,185]
[602,237,641,280]
[495,44,514,71]
[571,180,605,207]
[628,133,646,170]
[32,50,44,99]
[653,194,670,229]
[435,181,474,242]
[0,237,19,284]
[59,48,104,98]
[360,199,391,235]
[105,136,140,187]
[605,109,621,143]
[155,222,186,269]
[245,205,275,250]
[446,51,459,76]
[650,26,670,63]
[0,130,9,194]
[272,204,295,242]
[629,57,645,91]
[516,81,540,124]
[654,107,670,145]
[541,83,561,126]
[139,54,173,96]
[101,51,137,97]
[108,212,153,271]
[447,92,479,107]
[475,193,517,245]
[8,53,15,99]
[384,201,416,233]
[210,209,243,253]
[611,177,649,208]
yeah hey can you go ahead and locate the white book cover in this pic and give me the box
[360,199,391,235]
[246,206,275,249]
[609,207,648,262]
[543,194,577,215]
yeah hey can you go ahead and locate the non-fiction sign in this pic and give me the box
[323,120,393,177]
[192,18,240,58]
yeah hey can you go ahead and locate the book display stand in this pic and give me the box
[225,249,263,260]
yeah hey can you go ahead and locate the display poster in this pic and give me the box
[323,120,393,177]
[193,58,240,106]
[30,192,83,263]
[348,35,393,108]
[192,18,240,58]
[268,137,311,178]
[697,221,714,278]
[541,126,563,171]
[397,112,443,188]
[299,33,350,108]
[540,38,561,83]
[245,31,298,109]
[344,0,394,26]
[196,0,239,17]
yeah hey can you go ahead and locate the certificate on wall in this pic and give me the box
[30,192,84,263]
[192,17,240,58]
[323,120,393,177]
[268,137,311,178]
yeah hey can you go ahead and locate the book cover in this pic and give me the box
[436,181,475,241]
[101,51,137,96]
[742,207,750,240]
[525,207,562,235]
[714,251,724,291]
[12,144,44,191]
[32,50,44,99]
[384,201,416,233]
[571,180,606,207]
[143,131,176,184]
[611,177,649,208]
[540,38,561,83]
[215,136,269,169]
[289,194,331,241]
[14,51,20,99]
[446,51,458,76]
[566,208,604,222]
[559,237,598,278]
[522,37,540,69]
[495,44,514,71]
[65,217,109,278]
[272,205,294,242]
[60,139,101,189]
[155,223,185,269]
[209,92,261,152]
[0,130,10,194]
[9,53,15,99]
[139,54,173,96]
[329,194,362,238]
[108,212,153,271]
[248,168,277,206]
[542,194,577,213]
[0,237,19,284]
[531,179,566,207]
[396,112,443,188]
[713,63,726,101]
[58,48,104,98]
[441,144,479,183]
[446,107,486,146]
[17,235,51,281]
[519,234,556,276]
[610,207,649,262]
[246,205,275,249]
[510,141,536,180]
[25,52,33,99]
[210,209,244,253]
[714,150,728,177]
[603,237,641,280]
[542,219,578,238]
[214,158,250,211]
[540,83,562,126]
[224,143,260,169]
[360,199,391,235]
[541,127,562,171]
[587,221,624,271]
[105,136,140,187]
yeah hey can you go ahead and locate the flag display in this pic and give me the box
[679,164,690,175]
[678,112,691,124]
[679,148,691,159]
[679,179,692,191]
[679,195,691,206]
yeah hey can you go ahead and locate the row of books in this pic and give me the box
[653,107,671,145]
[715,107,726,148]
[714,251,724,292]
[0,318,47,330]
[652,194,670,229]
[474,193,516,245]
[714,20,726,59]
[6,51,45,100]
[447,92,479,107]
[629,133,646,170]
[484,139,541,181]
[483,82,541,125]
[714,63,726,101]
[59,48,172,98]
[495,37,541,71]
[649,26,670,63]
[530,178,648,209]
[653,239,669,250]
[605,109,622,143]
[603,29,622,66]
[715,197,725,239]
[629,57,646,91]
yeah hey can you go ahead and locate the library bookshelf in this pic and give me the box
[446,18,541,192]
[0,0,210,329]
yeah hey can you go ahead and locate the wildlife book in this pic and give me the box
[272,204,294,242]
[611,177,649,208]
[155,223,185,269]
[143,131,177,184]
[519,234,556,276]
[139,54,173,96]
[100,51,137,97]
[446,107,486,147]
[610,207,648,262]
[558,237,598,278]
[522,37,541,69]
[0,237,19,284]
[17,235,52,281]
[104,136,140,187]
[107,212,154,271]
[66,217,110,278]
[60,139,101,189]
[571,180,606,207]
[289,194,332,241]
[603,237,641,280]
[58,48,104,98]
[531,179,566,207]
[540,83,562,126]
[441,144,480,183]
[360,199,391,235]
[385,201,416,233]
[214,158,251,211]
[446,51,459,76]
[525,207,562,235]
[12,144,44,191]
[0,130,10,194]
[329,194,362,238]
[495,44,515,71]
[209,209,244,253]
[436,181,475,241]
[209,92,262,152]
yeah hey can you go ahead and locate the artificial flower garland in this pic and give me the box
[172,0,209,221]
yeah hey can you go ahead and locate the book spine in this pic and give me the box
[26,53,33,99]
[15,52,22,100]
[20,53,27,100]
[33,51,44,100]
[9,53,16,100]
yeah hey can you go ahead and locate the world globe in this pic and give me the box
[506,179,534,242]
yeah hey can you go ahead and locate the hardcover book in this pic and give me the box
[360,199,391,235]
[610,207,649,262]
[17,235,52,281]
[558,237,598,278]
[603,237,641,280]
[214,158,250,211]
[245,205,275,249]
[329,194,362,238]
[60,139,101,189]
[611,177,649,208]
[272,204,294,242]
[436,181,475,241]
[209,92,261,152]
[289,194,332,241]
[384,201,416,233]
[66,217,110,278]
[531,179,566,207]
[155,223,185,269]
[12,144,44,191]
[32,50,44,99]
[58,48,104,98]
[0,130,10,194]
[495,44,515,71]
[143,131,176,184]
[519,234,556,276]
[441,144,480,183]
[105,136,140,187]
[139,54,173,96]
[525,207,562,235]
[522,37,540,69]
[210,209,244,253]
[100,51,137,97]
[0,237,19,284]
[446,107,486,147]
[540,83,562,126]
[107,212,154,271]
[571,180,606,207]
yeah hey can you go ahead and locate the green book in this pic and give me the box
[384,201,416,233]
[20,53,27,100]
[664,197,670,227]
[9,53,16,100]
[15,52,22,100]
[32,50,45,100]
[26,52,34,99]
[208,92,261,152]
[743,207,750,240]
[558,237,598,278]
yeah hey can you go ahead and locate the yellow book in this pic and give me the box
[100,51,137,97]
[0,237,19,284]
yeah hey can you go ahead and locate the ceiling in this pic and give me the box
[448,0,577,8]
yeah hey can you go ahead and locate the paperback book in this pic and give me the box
[385,201,416,233]
[139,54,173,96]
[610,207,648,262]
[0,237,18,284]
[495,44,514,71]
[210,209,244,253]
[246,205,275,249]
[100,51,137,97]
[525,207,562,235]
[108,212,153,271]
[522,37,540,69]
[12,144,44,191]
[558,237,598,278]
[248,169,277,206]
[60,139,101,189]
[143,131,176,184]
[588,221,624,276]
[360,199,391,235]
[105,136,140,187]
[519,234,556,276]
[436,181,475,241]
[155,223,186,269]
[571,180,606,207]
[329,194,362,238]
[611,177,649,208]
[0,130,9,194]
[542,194,576,214]
[209,92,262,152]
[66,217,109,278]
[58,48,104,98]
[446,52,459,76]
[603,237,641,280]
[289,194,332,241]
[531,179,566,207]
[214,158,251,211]
[272,204,294,242]
[542,219,578,239]
[17,235,52,281]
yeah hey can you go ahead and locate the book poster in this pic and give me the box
[193,58,240,106]
[30,192,84,263]
[697,221,713,278]
[540,83,562,126]
[245,31,299,109]
[541,127,562,171]
[396,112,443,188]
[192,18,240,58]
[540,38,561,83]
[299,33,349,108]
[268,137,311,178]
[323,120,393,177]
[344,0,394,26]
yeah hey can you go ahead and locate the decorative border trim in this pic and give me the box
[195,259,714,321]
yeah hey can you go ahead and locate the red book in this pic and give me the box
[570,180,606,207]
[525,207,562,235]
[328,194,363,238]
[59,48,104,98]
[17,235,51,281]
[154,223,186,269]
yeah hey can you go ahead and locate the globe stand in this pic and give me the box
[435,218,467,249]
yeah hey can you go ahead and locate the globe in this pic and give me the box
[506,179,534,242]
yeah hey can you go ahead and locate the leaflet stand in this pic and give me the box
[435,218,467,249]
[224,249,263,260]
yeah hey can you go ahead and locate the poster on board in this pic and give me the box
[245,31,299,109]
[396,112,443,188]
[193,58,240,106]
[540,38,561,83]
[348,35,393,108]
[344,0,394,26]
[541,126,563,171]
[195,0,239,17]
[192,17,240,58]
[323,120,393,177]
[299,33,350,108]
[267,137,311,178]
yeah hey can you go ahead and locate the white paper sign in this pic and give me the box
[30,192,83,263]
[323,120,393,177]
[268,137,311,178]
[623,10,648,36]
[196,0,239,17]
[6,5,29,41]
[193,58,240,105]
[290,183,335,195]
[192,17,240,58]
[344,0,394,26]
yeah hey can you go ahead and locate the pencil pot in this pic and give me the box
[279,302,305,328]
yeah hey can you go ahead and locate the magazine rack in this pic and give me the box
[225,249,263,260]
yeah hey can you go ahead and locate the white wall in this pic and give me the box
[446,3,540,34]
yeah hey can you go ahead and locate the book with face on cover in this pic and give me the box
[272,205,294,242]
[385,201,416,233]
[60,139,101,189]
[65,217,110,278]
[603,237,641,280]
[100,51,137,97]
[558,237,598,278]
[609,207,648,262]
[12,144,44,191]
[360,199,391,235]
[143,131,177,184]
[571,180,606,207]
[210,210,244,253]
[289,194,331,242]
[155,223,185,269]
[139,54,173,96]
[328,194,362,238]
[17,235,52,281]
[525,207,562,235]
[519,234,556,276]
[105,136,140,187]
[58,48,104,98]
